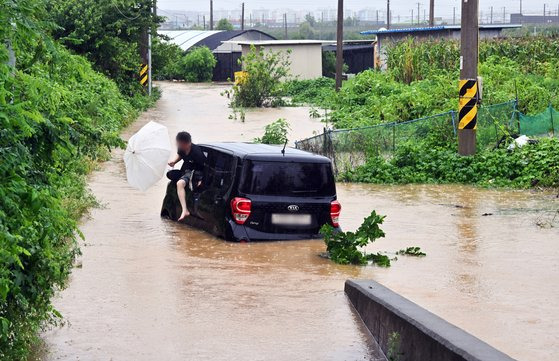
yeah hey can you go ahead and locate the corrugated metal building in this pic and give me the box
[159,30,275,81]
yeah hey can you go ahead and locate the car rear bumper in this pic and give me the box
[227,220,340,242]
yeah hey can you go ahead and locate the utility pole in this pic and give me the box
[203,15,206,30]
[543,4,546,23]
[210,0,214,30]
[453,7,456,25]
[412,9,414,25]
[241,3,245,30]
[503,6,506,23]
[147,0,155,96]
[376,10,379,25]
[283,13,288,39]
[490,6,493,24]
[429,0,434,26]
[335,0,344,91]
[387,0,391,29]
[417,2,421,24]
[458,0,479,155]
[520,0,523,15]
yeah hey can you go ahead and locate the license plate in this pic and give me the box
[271,214,312,226]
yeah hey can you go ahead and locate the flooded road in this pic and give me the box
[41,82,559,361]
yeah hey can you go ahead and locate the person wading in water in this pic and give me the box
[168,132,206,221]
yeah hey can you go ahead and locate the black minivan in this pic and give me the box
[161,142,341,241]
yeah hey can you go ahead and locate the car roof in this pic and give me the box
[200,142,331,163]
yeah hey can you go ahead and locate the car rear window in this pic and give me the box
[240,160,335,197]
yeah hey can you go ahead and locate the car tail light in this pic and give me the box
[330,200,341,227]
[231,197,252,225]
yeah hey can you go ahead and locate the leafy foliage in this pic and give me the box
[46,0,162,95]
[321,51,349,78]
[151,38,184,80]
[320,211,388,265]
[397,247,426,257]
[254,118,290,144]
[180,46,217,82]
[285,36,559,128]
[216,18,234,31]
[282,77,335,106]
[227,45,291,107]
[341,138,559,188]
[1,1,155,359]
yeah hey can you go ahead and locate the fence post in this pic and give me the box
[550,104,555,136]
[450,111,457,135]
[322,127,328,156]
[392,124,396,151]
[515,100,521,134]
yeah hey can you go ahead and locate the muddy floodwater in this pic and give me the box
[40,83,559,361]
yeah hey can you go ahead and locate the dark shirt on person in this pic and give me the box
[178,144,206,172]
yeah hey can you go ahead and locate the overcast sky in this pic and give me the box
[158,0,553,18]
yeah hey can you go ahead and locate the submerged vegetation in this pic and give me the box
[254,118,290,145]
[320,211,425,266]
[226,45,291,108]
[1,0,157,359]
[320,211,389,266]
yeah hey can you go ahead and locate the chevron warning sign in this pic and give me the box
[139,64,148,87]
[458,79,478,130]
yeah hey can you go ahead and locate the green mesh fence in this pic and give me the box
[519,106,558,136]
[477,101,518,148]
[295,101,517,174]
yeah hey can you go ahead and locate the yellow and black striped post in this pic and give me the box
[139,64,148,88]
[459,79,478,130]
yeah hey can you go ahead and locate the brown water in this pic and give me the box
[40,82,559,361]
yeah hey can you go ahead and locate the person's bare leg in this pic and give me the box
[176,179,190,221]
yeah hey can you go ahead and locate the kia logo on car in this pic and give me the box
[287,205,300,212]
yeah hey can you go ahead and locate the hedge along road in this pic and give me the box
[39,82,559,361]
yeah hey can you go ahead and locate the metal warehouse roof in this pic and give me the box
[226,40,324,46]
[361,24,522,35]
[158,30,275,52]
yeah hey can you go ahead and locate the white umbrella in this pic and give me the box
[124,121,172,191]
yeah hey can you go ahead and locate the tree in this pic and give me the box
[298,22,317,39]
[151,38,184,80]
[305,14,317,27]
[216,18,234,31]
[46,0,162,95]
[228,45,291,107]
[180,46,217,82]
[322,51,348,78]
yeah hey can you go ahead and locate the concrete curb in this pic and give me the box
[345,280,517,361]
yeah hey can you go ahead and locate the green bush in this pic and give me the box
[227,45,291,107]
[320,211,389,266]
[152,38,184,80]
[285,36,559,129]
[341,138,559,188]
[254,118,290,144]
[180,46,217,82]
[283,77,335,105]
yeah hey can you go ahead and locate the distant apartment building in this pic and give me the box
[510,13,559,24]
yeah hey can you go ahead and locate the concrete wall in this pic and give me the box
[241,44,322,80]
[345,280,517,361]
